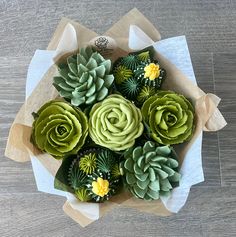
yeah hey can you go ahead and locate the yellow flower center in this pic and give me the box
[92,177,110,197]
[144,63,160,80]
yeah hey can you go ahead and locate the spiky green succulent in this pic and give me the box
[53,46,114,107]
[141,91,195,145]
[138,51,150,61]
[75,187,92,202]
[79,153,97,174]
[86,170,120,202]
[123,141,181,200]
[118,77,141,100]
[113,48,165,104]
[97,149,116,173]
[68,163,87,189]
[134,61,165,89]
[137,86,157,104]
[111,163,122,179]
[113,65,133,84]
[121,54,141,70]
[67,148,122,203]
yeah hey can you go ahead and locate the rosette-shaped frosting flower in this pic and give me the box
[123,141,181,200]
[31,100,88,159]
[89,94,144,151]
[141,91,195,145]
[53,46,114,107]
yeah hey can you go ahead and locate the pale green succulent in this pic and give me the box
[53,46,114,107]
[31,100,88,159]
[89,94,144,151]
[123,141,181,200]
[141,91,195,145]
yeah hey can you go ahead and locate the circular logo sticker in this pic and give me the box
[89,36,117,57]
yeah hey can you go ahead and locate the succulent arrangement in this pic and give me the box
[68,148,121,202]
[112,47,166,105]
[31,46,195,203]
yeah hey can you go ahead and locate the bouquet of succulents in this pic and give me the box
[31,45,193,203]
[5,9,226,227]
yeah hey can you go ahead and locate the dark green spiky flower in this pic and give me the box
[118,77,141,100]
[86,170,120,202]
[123,141,181,200]
[97,149,116,173]
[53,46,114,107]
[67,147,122,203]
[112,47,165,104]
[137,86,157,104]
[121,54,141,70]
[113,65,133,84]
[68,163,87,190]
[134,61,165,89]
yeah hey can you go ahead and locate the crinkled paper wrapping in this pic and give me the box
[5,8,226,227]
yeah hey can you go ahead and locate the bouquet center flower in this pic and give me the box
[92,177,110,197]
[144,63,160,80]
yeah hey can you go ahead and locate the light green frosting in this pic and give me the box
[89,94,144,151]
[123,141,181,200]
[141,91,195,145]
[53,46,114,107]
[32,100,88,159]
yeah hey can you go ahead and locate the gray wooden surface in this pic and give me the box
[0,1,236,236]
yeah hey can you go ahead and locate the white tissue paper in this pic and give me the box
[26,25,204,218]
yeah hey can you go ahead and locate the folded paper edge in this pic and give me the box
[63,201,95,227]
[53,23,79,62]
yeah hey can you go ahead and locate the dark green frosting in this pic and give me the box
[134,61,166,89]
[112,47,165,102]
[67,148,122,203]
[118,77,141,101]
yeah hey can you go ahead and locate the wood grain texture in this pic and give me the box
[0,0,236,236]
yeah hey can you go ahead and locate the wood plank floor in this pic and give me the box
[0,1,235,236]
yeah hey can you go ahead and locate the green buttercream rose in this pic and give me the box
[89,94,144,151]
[32,100,88,159]
[141,91,195,145]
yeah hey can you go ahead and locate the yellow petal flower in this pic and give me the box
[92,177,110,197]
[144,63,160,80]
